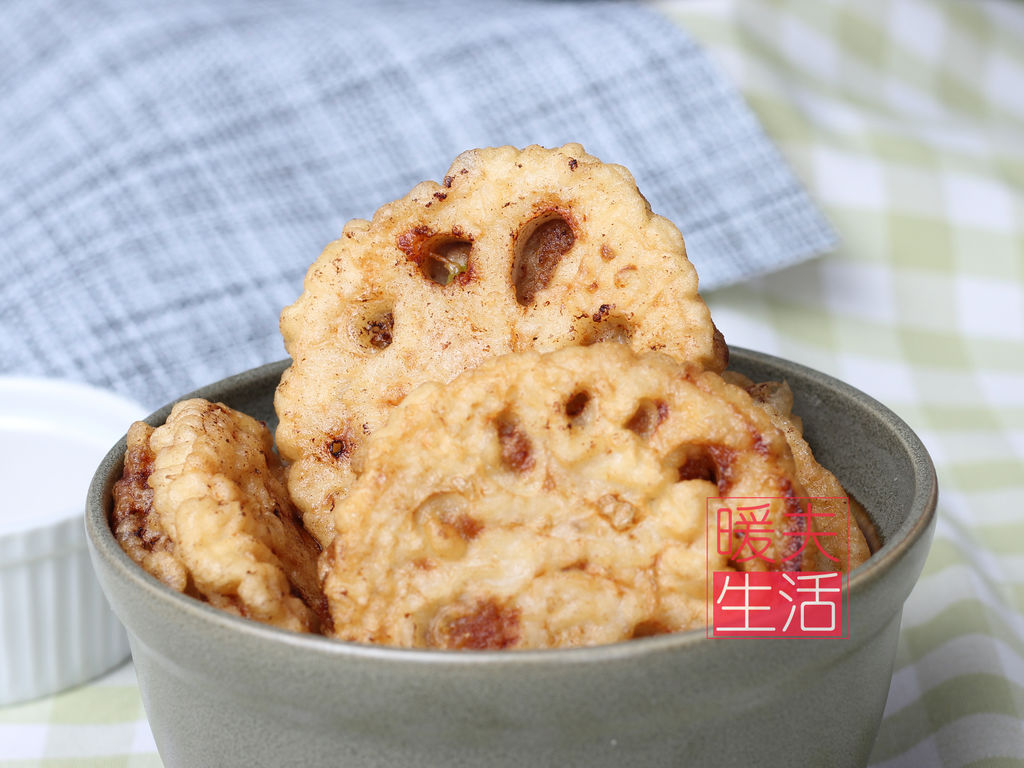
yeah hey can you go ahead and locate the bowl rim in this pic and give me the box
[86,347,937,666]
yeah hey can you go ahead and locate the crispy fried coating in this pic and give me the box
[723,372,872,570]
[112,421,186,592]
[322,345,814,650]
[275,143,727,546]
[112,399,324,633]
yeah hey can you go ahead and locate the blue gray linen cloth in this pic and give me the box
[0,0,835,409]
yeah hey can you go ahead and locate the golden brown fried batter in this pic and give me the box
[723,372,872,571]
[113,421,186,591]
[112,399,324,633]
[274,143,726,547]
[322,344,815,650]
[109,144,877,647]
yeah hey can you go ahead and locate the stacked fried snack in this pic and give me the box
[113,144,869,646]
[275,144,727,547]
[112,400,323,632]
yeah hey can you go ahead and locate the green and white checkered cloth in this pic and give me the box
[2,0,1022,765]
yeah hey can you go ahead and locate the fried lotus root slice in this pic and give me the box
[322,344,812,651]
[275,143,726,547]
[113,421,186,591]
[723,371,873,570]
[111,399,324,633]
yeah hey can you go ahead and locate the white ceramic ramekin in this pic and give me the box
[0,376,146,706]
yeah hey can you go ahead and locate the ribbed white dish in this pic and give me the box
[0,377,146,706]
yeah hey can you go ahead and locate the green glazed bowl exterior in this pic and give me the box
[86,348,937,768]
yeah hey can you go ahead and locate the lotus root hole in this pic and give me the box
[512,212,575,305]
[669,443,736,494]
[421,237,472,286]
[353,304,395,352]
[564,390,592,425]
[624,398,668,439]
[326,434,353,460]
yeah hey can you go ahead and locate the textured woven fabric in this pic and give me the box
[0,0,834,410]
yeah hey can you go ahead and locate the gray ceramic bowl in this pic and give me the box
[86,348,936,768]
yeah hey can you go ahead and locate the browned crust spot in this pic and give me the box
[631,619,670,638]
[381,383,408,407]
[111,435,158,553]
[706,445,737,494]
[496,413,534,473]
[712,326,729,370]
[316,595,334,634]
[396,224,431,258]
[433,599,521,650]
[447,512,483,541]
[778,484,808,573]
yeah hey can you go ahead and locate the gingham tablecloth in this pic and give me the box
[2,0,1023,765]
